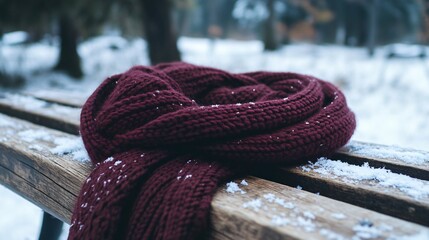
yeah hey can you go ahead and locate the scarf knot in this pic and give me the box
[69,62,355,240]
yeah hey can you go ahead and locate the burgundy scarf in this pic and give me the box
[69,62,355,239]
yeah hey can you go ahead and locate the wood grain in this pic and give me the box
[210,177,429,240]
[257,167,429,226]
[0,114,427,239]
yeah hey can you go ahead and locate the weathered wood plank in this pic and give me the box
[258,166,429,226]
[23,90,88,108]
[334,141,429,181]
[210,178,429,240]
[0,93,80,134]
[2,95,429,226]
[0,113,90,222]
[1,113,427,239]
[0,164,74,222]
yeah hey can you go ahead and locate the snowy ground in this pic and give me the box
[1,36,429,239]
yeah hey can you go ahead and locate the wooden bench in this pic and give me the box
[0,92,428,239]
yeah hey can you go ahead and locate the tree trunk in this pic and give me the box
[263,0,278,51]
[367,0,379,57]
[141,0,181,65]
[55,14,83,79]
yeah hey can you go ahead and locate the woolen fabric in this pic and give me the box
[68,62,356,240]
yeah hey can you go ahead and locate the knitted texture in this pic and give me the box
[69,62,356,240]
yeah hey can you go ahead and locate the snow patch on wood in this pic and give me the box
[226,182,246,194]
[345,142,429,165]
[50,137,90,162]
[2,93,81,118]
[225,180,426,239]
[18,129,52,142]
[303,158,429,199]
[0,116,15,127]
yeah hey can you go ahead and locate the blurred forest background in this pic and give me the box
[1,0,429,85]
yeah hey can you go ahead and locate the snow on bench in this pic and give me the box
[0,93,80,134]
[0,94,428,239]
[23,89,88,108]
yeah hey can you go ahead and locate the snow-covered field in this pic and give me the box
[1,36,429,239]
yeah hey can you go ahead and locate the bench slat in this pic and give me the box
[210,177,429,240]
[258,167,429,226]
[1,114,427,239]
[0,164,73,222]
[23,90,88,108]
[335,141,429,181]
[0,94,80,134]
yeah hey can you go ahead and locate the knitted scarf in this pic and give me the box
[68,62,356,240]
